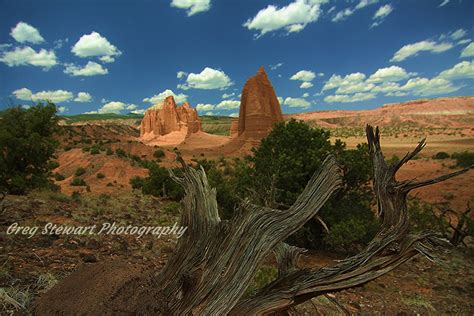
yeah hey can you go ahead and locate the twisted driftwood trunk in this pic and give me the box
[33,125,470,315]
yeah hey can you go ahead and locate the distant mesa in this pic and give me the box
[140,96,202,145]
[235,66,284,140]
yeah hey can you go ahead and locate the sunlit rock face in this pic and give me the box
[237,66,283,140]
[140,96,202,141]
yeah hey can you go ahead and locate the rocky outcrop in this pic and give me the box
[176,102,202,136]
[237,66,283,140]
[140,96,202,141]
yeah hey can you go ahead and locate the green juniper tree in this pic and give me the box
[0,103,59,194]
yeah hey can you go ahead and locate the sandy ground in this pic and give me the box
[397,159,473,211]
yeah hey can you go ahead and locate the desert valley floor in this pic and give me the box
[2,95,474,314]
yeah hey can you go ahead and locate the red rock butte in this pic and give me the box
[140,96,202,145]
[236,66,284,140]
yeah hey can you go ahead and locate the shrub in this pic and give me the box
[136,162,184,200]
[325,217,379,252]
[130,155,141,162]
[162,201,181,215]
[0,103,59,194]
[130,176,144,189]
[90,147,100,155]
[408,199,448,235]
[75,167,86,177]
[48,160,60,170]
[82,147,90,152]
[432,152,450,160]
[386,154,400,165]
[70,177,86,186]
[195,158,239,219]
[235,120,376,252]
[153,149,165,159]
[115,148,127,158]
[451,151,474,168]
[96,173,105,179]
[71,191,81,201]
[98,193,110,204]
[106,148,113,155]
[246,266,278,296]
[54,173,65,181]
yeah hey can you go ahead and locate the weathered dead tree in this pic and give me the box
[439,202,472,247]
[148,125,470,315]
[33,125,471,315]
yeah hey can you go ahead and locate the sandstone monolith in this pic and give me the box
[237,66,283,140]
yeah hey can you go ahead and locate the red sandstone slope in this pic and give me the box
[288,96,474,128]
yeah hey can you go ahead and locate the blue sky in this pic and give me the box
[0,0,473,116]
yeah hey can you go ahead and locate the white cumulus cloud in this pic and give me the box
[57,106,68,113]
[401,77,459,96]
[10,22,45,44]
[99,55,115,63]
[438,60,474,80]
[322,72,366,91]
[13,88,75,103]
[74,92,92,103]
[300,82,314,89]
[177,70,188,79]
[332,0,378,22]
[143,89,188,104]
[367,66,411,83]
[290,70,316,82]
[390,40,453,62]
[243,0,323,38]
[64,61,108,76]
[12,88,33,100]
[371,4,393,28]
[178,67,232,90]
[98,101,136,114]
[215,100,240,110]
[460,43,474,58]
[196,103,215,111]
[222,92,235,99]
[324,92,376,103]
[71,32,121,61]
[283,97,310,108]
[0,46,57,69]
[450,29,467,41]
[171,0,211,16]
[131,109,146,115]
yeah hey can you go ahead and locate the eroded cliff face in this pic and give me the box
[140,96,202,141]
[237,66,283,140]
